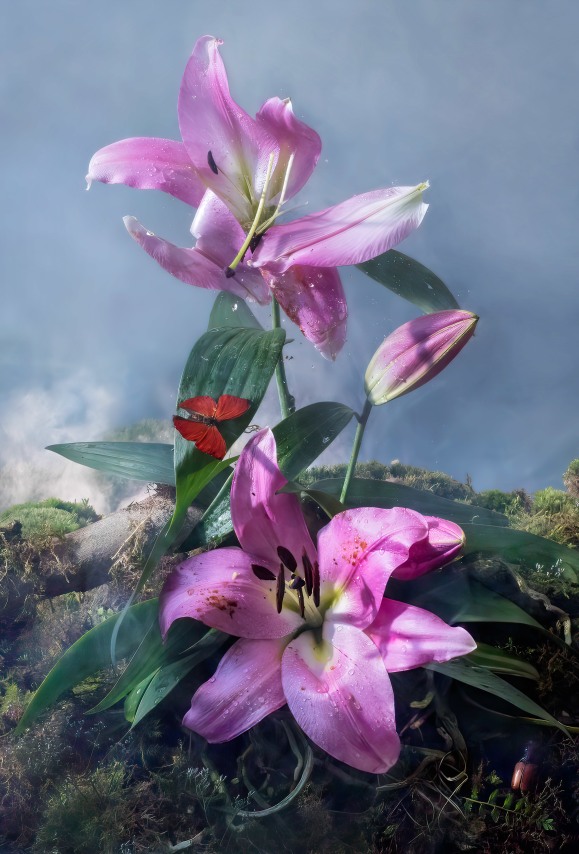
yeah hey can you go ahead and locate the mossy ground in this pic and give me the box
[1,464,578,852]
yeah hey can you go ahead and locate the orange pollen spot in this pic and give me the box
[206,593,238,618]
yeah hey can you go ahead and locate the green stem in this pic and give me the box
[340,398,373,504]
[272,298,295,419]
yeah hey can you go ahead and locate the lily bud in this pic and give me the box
[365,310,478,405]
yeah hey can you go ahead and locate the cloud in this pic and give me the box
[0,371,141,514]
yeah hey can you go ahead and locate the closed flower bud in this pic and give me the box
[365,310,478,405]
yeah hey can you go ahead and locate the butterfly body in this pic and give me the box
[173,394,250,460]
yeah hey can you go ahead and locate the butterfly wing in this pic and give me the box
[178,396,218,418]
[173,416,226,459]
[214,394,251,421]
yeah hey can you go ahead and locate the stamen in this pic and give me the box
[255,152,296,235]
[302,551,314,597]
[276,563,285,613]
[289,573,305,590]
[272,151,294,219]
[277,545,297,573]
[313,561,320,607]
[207,150,219,175]
[225,152,276,276]
[252,564,276,581]
[249,233,263,253]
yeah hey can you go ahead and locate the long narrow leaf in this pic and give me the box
[426,658,567,733]
[90,612,207,713]
[310,477,508,527]
[462,524,579,582]
[466,643,539,680]
[130,629,229,727]
[15,600,158,733]
[397,571,545,631]
[47,442,175,485]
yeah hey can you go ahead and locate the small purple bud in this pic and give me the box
[365,310,478,405]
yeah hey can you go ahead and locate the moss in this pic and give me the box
[0,497,99,542]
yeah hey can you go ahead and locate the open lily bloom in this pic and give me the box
[88,36,428,359]
[159,429,476,774]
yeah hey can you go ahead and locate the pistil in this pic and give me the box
[225,152,276,277]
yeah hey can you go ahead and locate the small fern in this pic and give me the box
[464,781,555,832]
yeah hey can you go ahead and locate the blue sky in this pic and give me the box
[1,0,578,511]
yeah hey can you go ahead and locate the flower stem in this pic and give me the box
[340,398,373,504]
[272,298,295,419]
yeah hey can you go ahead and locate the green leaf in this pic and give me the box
[357,249,460,313]
[173,324,285,519]
[466,643,539,680]
[47,442,175,485]
[426,658,567,733]
[208,291,263,330]
[89,611,207,714]
[182,402,355,550]
[310,477,509,527]
[15,600,159,733]
[124,671,158,723]
[462,524,579,583]
[398,571,545,631]
[275,403,355,481]
[131,629,229,727]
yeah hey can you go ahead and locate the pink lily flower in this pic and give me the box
[159,429,475,774]
[365,309,479,405]
[87,36,429,359]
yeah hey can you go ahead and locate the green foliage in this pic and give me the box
[464,771,560,837]
[476,488,528,515]
[563,458,579,498]
[0,498,98,541]
[303,458,474,501]
[533,487,576,515]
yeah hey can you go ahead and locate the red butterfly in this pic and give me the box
[173,394,251,460]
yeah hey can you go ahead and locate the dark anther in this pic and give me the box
[224,267,236,278]
[252,564,276,581]
[277,545,297,573]
[313,560,320,607]
[249,233,263,253]
[289,573,305,590]
[207,150,219,174]
[276,564,285,613]
[297,585,305,619]
[302,551,314,597]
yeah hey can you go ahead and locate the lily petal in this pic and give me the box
[318,507,429,629]
[231,429,318,572]
[255,97,321,203]
[86,138,206,207]
[178,36,277,227]
[184,637,287,741]
[263,264,347,360]
[253,183,429,274]
[282,622,400,774]
[123,215,269,303]
[367,598,477,672]
[159,547,302,639]
[392,516,465,580]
